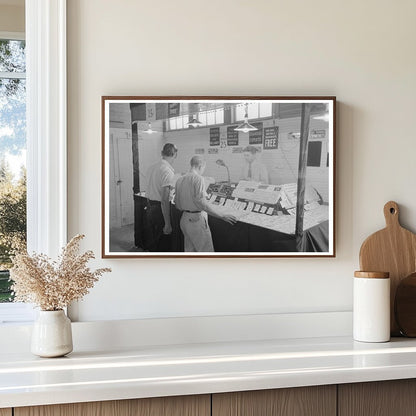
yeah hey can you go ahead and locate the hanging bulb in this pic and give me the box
[313,104,330,122]
[143,122,157,134]
[234,103,258,133]
[187,114,203,128]
[313,113,330,122]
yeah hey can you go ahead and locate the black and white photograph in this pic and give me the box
[102,97,335,257]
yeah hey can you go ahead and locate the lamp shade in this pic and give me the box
[143,122,157,134]
[234,120,258,133]
[313,114,330,122]
[313,104,330,122]
[234,104,258,133]
[187,115,203,128]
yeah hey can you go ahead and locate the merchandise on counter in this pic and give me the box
[206,182,236,198]
[353,271,390,343]
[279,183,321,210]
[206,179,329,233]
[232,180,281,205]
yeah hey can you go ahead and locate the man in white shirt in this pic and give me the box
[145,143,177,251]
[175,155,237,252]
[240,145,269,184]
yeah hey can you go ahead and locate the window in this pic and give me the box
[167,108,225,130]
[235,102,272,121]
[0,37,27,305]
[169,114,188,130]
[197,108,224,127]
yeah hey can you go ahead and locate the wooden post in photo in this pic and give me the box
[295,103,312,252]
[129,103,145,247]
[129,104,144,194]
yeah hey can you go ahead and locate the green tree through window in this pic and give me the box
[0,38,27,302]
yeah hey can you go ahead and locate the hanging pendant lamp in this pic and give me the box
[187,114,203,128]
[234,103,258,133]
[142,122,157,134]
[313,113,330,122]
[313,104,330,122]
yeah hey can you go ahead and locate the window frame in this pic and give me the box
[0,32,27,316]
[166,107,226,131]
[26,0,67,258]
[0,0,67,323]
[234,102,273,122]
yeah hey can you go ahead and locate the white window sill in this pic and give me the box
[0,303,36,325]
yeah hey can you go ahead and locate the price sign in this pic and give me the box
[168,103,180,117]
[249,122,263,144]
[232,147,243,153]
[210,127,220,146]
[310,129,326,139]
[263,127,279,150]
[146,103,156,121]
[227,126,239,146]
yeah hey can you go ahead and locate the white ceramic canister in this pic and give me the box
[353,271,390,342]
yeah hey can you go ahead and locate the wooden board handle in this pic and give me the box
[384,201,400,228]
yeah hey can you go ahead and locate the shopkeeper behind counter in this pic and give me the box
[240,145,269,184]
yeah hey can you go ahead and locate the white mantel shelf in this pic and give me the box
[2,336,416,408]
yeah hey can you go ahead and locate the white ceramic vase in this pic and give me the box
[31,310,73,357]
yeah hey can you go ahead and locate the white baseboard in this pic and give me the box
[0,311,352,353]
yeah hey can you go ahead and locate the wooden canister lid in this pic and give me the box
[354,271,389,279]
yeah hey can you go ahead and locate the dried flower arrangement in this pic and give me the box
[10,234,111,311]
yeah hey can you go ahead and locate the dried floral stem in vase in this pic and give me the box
[10,234,111,311]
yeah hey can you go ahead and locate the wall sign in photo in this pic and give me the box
[209,127,220,146]
[168,103,180,117]
[227,126,239,146]
[102,96,336,258]
[263,126,279,150]
[249,122,263,145]
[232,146,244,153]
[310,129,326,139]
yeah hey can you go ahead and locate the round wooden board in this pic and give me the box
[395,272,416,337]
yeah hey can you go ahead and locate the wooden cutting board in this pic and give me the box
[395,272,416,337]
[359,201,416,335]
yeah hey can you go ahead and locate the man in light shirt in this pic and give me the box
[145,143,178,251]
[175,155,237,252]
[240,145,269,184]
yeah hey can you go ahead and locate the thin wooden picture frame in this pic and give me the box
[102,96,336,258]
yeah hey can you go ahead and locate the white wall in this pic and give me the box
[0,4,24,33]
[67,0,416,322]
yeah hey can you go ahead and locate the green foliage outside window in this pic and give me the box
[0,162,26,302]
[0,39,27,302]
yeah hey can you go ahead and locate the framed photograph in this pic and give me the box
[102,96,335,258]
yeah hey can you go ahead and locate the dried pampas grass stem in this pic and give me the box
[10,234,111,311]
